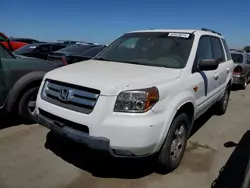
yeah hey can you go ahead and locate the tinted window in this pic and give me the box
[78,46,105,57]
[0,45,5,57]
[221,39,232,60]
[211,37,225,63]
[248,54,250,64]
[58,44,94,53]
[95,32,194,69]
[51,45,65,52]
[13,44,37,54]
[0,44,14,59]
[196,36,213,62]
[231,53,243,63]
[36,45,49,53]
[0,34,7,42]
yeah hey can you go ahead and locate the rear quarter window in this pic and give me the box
[221,38,232,60]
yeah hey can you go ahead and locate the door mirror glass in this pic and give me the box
[199,59,219,71]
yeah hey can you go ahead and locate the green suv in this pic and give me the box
[0,43,59,120]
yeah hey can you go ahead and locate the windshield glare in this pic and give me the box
[231,53,243,63]
[13,45,36,54]
[95,32,194,68]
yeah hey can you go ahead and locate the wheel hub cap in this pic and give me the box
[170,125,185,160]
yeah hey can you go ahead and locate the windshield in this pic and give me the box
[231,53,243,63]
[0,34,7,42]
[95,32,194,68]
[78,46,105,57]
[57,44,94,53]
[13,44,36,54]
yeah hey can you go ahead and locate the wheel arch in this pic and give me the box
[5,71,46,113]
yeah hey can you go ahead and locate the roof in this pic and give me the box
[28,42,67,46]
[11,37,37,40]
[127,28,223,37]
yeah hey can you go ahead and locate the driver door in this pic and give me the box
[193,36,220,116]
[0,44,10,107]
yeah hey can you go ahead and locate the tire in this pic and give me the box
[18,87,39,120]
[242,76,248,89]
[214,85,230,115]
[156,113,189,173]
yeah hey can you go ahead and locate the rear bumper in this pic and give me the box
[233,75,246,85]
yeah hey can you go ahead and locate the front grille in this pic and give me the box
[41,79,100,114]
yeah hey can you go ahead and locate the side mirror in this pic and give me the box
[199,59,219,71]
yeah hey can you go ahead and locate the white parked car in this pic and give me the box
[35,28,234,172]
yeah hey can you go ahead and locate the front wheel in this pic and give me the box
[156,113,189,173]
[18,87,39,120]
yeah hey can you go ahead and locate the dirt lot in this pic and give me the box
[0,87,250,188]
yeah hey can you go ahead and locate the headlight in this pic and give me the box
[114,87,159,113]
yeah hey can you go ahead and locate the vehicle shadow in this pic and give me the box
[45,131,156,179]
[231,85,245,91]
[0,114,33,130]
[45,109,215,179]
[211,130,250,188]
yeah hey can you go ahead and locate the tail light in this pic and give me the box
[61,57,67,65]
[233,66,243,74]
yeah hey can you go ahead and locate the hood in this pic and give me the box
[45,60,181,95]
[14,55,60,70]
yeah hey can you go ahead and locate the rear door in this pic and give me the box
[210,37,228,92]
[220,38,234,89]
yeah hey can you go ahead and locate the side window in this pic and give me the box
[40,45,49,53]
[0,45,5,57]
[221,39,232,60]
[0,45,14,59]
[34,46,49,53]
[0,34,7,42]
[210,37,225,63]
[195,36,213,65]
[51,45,64,52]
[247,54,250,64]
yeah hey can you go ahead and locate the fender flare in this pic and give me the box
[153,93,196,152]
[6,71,46,113]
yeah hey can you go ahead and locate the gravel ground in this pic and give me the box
[0,87,250,188]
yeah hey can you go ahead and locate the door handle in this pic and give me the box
[214,73,219,80]
[226,68,230,73]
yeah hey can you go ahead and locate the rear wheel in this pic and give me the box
[18,87,39,120]
[156,113,189,173]
[214,86,230,115]
[243,76,248,89]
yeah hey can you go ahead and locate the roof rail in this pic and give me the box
[201,28,222,36]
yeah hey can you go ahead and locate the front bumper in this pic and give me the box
[35,106,165,158]
[233,75,246,85]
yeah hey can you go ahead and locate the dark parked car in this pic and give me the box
[13,43,68,60]
[10,37,42,44]
[0,43,59,120]
[47,44,105,66]
[230,49,250,89]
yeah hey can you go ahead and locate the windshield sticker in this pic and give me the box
[29,46,37,49]
[168,33,190,38]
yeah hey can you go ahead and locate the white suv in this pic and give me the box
[35,28,234,172]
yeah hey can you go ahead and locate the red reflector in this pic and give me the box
[61,58,67,65]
